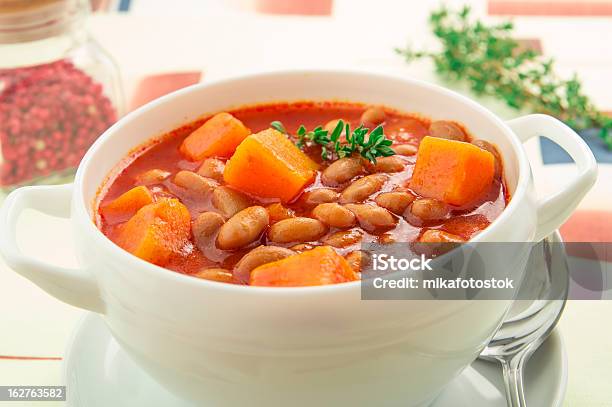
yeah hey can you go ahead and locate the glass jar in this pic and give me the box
[0,0,123,190]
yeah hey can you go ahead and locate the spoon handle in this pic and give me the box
[499,347,532,407]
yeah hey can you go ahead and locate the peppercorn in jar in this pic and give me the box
[0,0,123,190]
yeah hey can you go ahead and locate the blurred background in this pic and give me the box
[93,0,612,112]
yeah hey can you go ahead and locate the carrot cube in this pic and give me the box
[410,136,495,206]
[101,186,153,223]
[114,199,191,266]
[180,112,251,160]
[223,129,319,203]
[250,246,359,287]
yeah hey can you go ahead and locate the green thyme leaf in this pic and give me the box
[271,121,287,134]
[396,5,612,149]
[269,120,396,163]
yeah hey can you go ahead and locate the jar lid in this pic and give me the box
[0,0,87,43]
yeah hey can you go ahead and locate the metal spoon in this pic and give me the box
[479,232,569,407]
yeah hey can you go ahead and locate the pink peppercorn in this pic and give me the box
[0,60,117,187]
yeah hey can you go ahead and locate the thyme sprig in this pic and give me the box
[270,120,395,163]
[395,5,612,149]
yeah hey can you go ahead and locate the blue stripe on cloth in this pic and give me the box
[118,0,131,12]
[541,129,612,164]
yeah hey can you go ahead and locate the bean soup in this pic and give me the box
[97,102,508,287]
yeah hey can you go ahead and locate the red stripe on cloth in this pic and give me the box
[255,0,333,15]
[129,72,202,112]
[90,0,111,12]
[515,38,543,54]
[0,355,62,361]
[488,1,612,16]
[560,210,612,242]
[560,210,612,262]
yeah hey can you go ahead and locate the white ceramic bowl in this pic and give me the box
[0,71,596,406]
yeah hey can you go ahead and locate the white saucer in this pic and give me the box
[64,314,567,407]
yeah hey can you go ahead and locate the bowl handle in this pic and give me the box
[506,114,598,241]
[0,184,104,313]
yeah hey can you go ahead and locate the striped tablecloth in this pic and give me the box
[1,1,611,406]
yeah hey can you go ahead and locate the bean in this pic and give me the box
[174,171,218,199]
[369,156,405,173]
[301,188,339,206]
[197,158,225,182]
[135,169,171,185]
[409,199,449,221]
[360,107,386,126]
[323,229,363,248]
[212,186,251,218]
[268,217,328,244]
[340,174,387,203]
[345,250,369,273]
[419,229,465,243]
[216,206,269,250]
[375,191,415,215]
[321,157,364,186]
[192,212,225,250]
[429,120,466,141]
[345,204,397,232]
[266,203,295,222]
[312,203,356,228]
[192,268,234,283]
[414,230,465,257]
[394,144,418,156]
[472,139,502,179]
[234,246,295,282]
